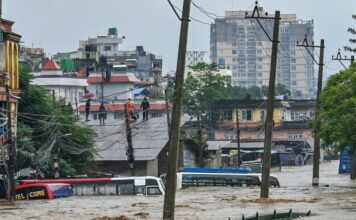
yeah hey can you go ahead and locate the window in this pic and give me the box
[232,50,237,54]
[291,66,296,70]
[257,50,262,54]
[258,72,262,77]
[257,58,263,62]
[242,110,252,121]
[223,111,233,121]
[104,45,112,51]
[291,58,296,63]
[257,65,262,70]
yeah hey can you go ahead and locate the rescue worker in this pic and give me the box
[125,98,134,121]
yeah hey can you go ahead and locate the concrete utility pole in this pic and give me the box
[332,48,354,69]
[235,110,241,167]
[312,39,324,186]
[163,0,191,219]
[197,111,203,167]
[124,104,135,176]
[165,87,171,135]
[6,79,16,201]
[260,11,280,198]
[297,37,325,186]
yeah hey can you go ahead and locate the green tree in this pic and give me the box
[344,14,356,53]
[316,63,356,179]
[183,62,231,116]
[17,65,96,177]
[275,83,291,97]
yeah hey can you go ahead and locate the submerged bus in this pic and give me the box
[20,176,165,196]
[15,183,73,200]
[161,172,280,190]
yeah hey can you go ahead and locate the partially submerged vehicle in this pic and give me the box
[15,183,73,200]
[20,176,165,196]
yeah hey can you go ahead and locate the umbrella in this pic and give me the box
[83,93,94,99]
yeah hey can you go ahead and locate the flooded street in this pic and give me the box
[1,161,355,220]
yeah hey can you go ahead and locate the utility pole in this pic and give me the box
[332,48,354,69]
[124,103,135,176]
[297,37,324,186]
[165,87,171,135]
[197,111,203,167]
[236,109,241,167]
[246,2,280,198]
[5,78,16,201]
[163,0,191,219]
[260,11,280,198]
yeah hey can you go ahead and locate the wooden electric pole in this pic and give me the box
[124,103,135,176]
[297,37,324,186]
[260,11,280,198]
[163,0,191,219]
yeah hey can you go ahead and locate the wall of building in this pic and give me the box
[210,10,315,99]
[88,83,134,100]
[146,158,158,176]
[96,161,148,176]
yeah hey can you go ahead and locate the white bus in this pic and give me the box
[20,176,165,196]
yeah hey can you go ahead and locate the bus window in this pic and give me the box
[84,185,95,196]
[135,186,145,195]
[118,184,134,195]
[147,187,161,195]
[95,184,106,195]
[106,184,117,195]
[146,179,159,186]
[16,188,28,200]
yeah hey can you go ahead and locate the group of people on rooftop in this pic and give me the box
[84,96,150,124]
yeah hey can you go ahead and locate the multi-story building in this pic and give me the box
[31,60,88,106]
[0,18,21,172]
[210,9,316,99]
[53,28,163,83]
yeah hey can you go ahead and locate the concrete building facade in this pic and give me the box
[210,9,316,99]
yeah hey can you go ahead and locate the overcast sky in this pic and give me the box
[4,0,356,77]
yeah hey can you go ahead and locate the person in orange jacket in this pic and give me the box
[125,98,134,121]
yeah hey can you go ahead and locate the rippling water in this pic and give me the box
[1,161,355,220]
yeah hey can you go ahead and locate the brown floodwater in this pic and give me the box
[1,161,355,220]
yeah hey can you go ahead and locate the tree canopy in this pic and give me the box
[17,66,96,177]
[344,14,356,53]
[316,63,356,152]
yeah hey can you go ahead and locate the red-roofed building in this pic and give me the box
[42,60,60,70]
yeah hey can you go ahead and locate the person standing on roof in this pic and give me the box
[85,98,91,121]
[125,98,134,121]
[140,97,150,120]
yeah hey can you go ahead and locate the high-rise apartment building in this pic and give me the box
[210,9,316,99]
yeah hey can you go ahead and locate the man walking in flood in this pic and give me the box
[140,97,150,120]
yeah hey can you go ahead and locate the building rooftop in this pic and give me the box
[42,60,60,70]
[87,115,190,161]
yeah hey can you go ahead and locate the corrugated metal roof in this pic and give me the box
[89,115,190,161]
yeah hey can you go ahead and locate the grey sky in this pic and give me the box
[4,0,356,77]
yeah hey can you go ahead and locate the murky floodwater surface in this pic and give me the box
[1,161,355,220]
